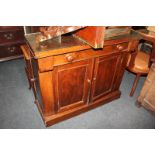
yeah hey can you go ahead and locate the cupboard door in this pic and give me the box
[53,59,93,112]
[91,54,121,102]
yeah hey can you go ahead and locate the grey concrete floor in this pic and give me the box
[0,59,155,129]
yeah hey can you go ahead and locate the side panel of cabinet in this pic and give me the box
[31,58,56,116]
[91,54,122,102]
[53,59,93,112]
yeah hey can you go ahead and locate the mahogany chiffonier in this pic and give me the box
[0,26,25,62]
[21,26,134,127]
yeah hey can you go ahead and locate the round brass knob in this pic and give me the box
[4,33,13,40]
[87,79,91,83]
[66,54,74,62]
[116,45,124,51]
[7,46,16,53]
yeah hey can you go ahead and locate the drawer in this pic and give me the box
[53,52,80,66]
[0,44,23,58]
[0,30,24,44]
[114,42,129,51]
[37,50,92,72]
[0,26,23,32]
[53,44,128,67]
[37,43,129,72]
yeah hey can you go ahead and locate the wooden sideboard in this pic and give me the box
[0,26,25,62]
[21,26,133,126]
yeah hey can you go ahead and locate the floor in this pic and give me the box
[0,59,155,129]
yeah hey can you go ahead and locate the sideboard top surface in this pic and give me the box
[25,34,91,58]
[25,29,149,59]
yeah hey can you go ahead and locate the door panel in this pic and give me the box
[91,54,121,101]
[58,66,86,107]
[54,59,93,112]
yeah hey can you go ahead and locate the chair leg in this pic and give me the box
[130,73,141,97]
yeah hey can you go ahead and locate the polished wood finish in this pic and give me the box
[21,27,131,126]
[130,73,141,96]
[75,26,105,48]
[126,29,155,96]
[0,44,23,59]
[27,26,105,49]
[0,26,23,32]
[53,59,93,113]
[25,35,91,59]
[135,28,155,63]
[127,40,150,96]
[91,54,122,102]
[0,26,25,62]
[42,91,121,126]
[0,30,24,45]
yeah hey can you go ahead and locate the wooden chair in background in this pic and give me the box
[126,40,151,96]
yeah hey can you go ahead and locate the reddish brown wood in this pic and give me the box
[75,26,105,48]
[0,26,25,62]
[0,26,23,32]
[113,52,130,91]
[127,39,150,96]
[130,73,141,97]
[91,54,122,102]
[44,91,121,127]
[21,27,131,126]
[38,71,55,116]
[135,29,155,63]
[0,30,24,45]
[150,45,155,62]
[53,59,93,113]
[0,44,23,58]
[37,57,54,72]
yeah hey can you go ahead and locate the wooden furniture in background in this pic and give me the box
[137,63,155,113]
[0,26,25,62]
[126,40,150,96]
[126,28,155,96]
[137,28,155,62]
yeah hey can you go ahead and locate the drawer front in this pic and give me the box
[0,26,23,32]
[53,43,129,67]
[114,42,129,51]
[54,52,79,65]
[0,30,24,44]
[0,44,23,58]
[37,42,129,72]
